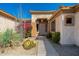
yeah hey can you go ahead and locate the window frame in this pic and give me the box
[64,15,74,26]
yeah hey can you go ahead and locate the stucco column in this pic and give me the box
[31,22,37,37]
[49,21,51,32]
[47,21,51,32]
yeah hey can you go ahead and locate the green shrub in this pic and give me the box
[51,32,60,43]
[0,29,21,47]
[46,32,52,39]
[46,32,60,44]
[2,29,12,47]
[22,39,36,50]
[11,32,21,46]
[25,30,31,38]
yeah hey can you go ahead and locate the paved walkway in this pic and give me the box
[52,42,79,56]
[37,36,59,56]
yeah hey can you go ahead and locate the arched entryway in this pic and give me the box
[51,20,55,32]
[36,18,48,36]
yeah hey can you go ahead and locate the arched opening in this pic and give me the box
[36,18,48,36]
[51,20,55,32]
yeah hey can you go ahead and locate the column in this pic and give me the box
[47,21,51,32]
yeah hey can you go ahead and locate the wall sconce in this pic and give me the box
[41,19,43,22]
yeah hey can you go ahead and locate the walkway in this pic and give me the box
[36,36,59,56]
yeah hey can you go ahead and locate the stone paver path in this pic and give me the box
[37,36,59,56]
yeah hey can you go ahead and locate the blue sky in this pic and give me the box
[0,3,77,19]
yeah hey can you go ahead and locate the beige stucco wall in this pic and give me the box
[31,14,52,22]
[50,14,62,32]
[60,13,75,45]
[51,12,79,46]
[74,12,79,46]
[31,14,53,36]
[55,15,62,32]
[0,15,16,32]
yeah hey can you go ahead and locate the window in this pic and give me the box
[65,15,74,26]
[66,18,72,24]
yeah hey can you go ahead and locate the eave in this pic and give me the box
[0,10,16,20]
[30,10,55,14]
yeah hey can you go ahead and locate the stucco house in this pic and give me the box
[0,10,18,32]
[30,11,55,36]
[30,4,79,46]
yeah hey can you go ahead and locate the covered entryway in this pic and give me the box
[36,18,48,36]
[51,20,55,32]
[39,23,47,35]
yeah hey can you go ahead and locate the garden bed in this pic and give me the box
[0,45,37,56]
[0,29,38,56]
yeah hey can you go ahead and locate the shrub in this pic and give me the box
[11,32,21,46]
[51,32,60,43]
[46,32,60,44]
[22,39,36,50]
[0,29,21,48]
[25,29,31,38]
[46,32,52,39]
[2,29,12,47]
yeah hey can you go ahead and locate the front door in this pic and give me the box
[39,23,47,35]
